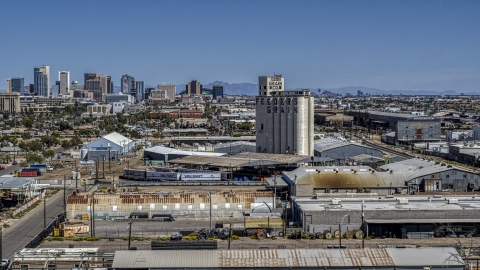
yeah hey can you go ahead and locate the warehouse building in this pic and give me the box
[144,146,225,163]
[81,132,135,158]
[112,248,464,270]
[396,117,441,144]
[66,191,274,219]
[283,158,480,196]
[379,158,480,192]
[291,195,480,238]
[213,141,256,154]
[314,137,383,165]
[346,111,420,130]
[0,176,38,206]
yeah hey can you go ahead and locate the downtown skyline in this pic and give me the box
[1,0,480,92]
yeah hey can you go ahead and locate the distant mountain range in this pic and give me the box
[1,84,477,96]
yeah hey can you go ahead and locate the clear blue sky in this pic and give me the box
[1,0,480,92]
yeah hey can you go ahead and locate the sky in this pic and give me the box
[1,0,480,92]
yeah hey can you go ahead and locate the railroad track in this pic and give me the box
[362,139,414,159]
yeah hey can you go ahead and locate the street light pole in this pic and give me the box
[361,200,365,249]
[339,214,348,248]
[108,143,111,173]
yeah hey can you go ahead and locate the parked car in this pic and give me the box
[12,161,17,165]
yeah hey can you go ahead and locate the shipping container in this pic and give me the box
[146,171,180,181]
[180,173,222,181]
[122,169,147,180]
[20,171,38,177]
[30,164,48,173]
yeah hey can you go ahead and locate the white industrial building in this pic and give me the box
[82,132,135,156]
[256,75,314,156]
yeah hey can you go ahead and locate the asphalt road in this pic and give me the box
[2,186,73,259]
[0,164,20,177]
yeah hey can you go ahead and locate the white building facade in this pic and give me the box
[256,75,314,156]
[58,71,70,96]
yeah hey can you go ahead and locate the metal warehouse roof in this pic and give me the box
[167,152,325,168]
[234,152,323,164]
[294,171,410,189]
[102,132,132,146]
[167,155,279,167]
[112,248,463,268]
[314,137,380,153]
[213,141,256,149]
[0,177,36,189]
[350,154,385,162]
[145,146,226,157]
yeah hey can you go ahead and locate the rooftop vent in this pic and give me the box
[397,198,408,204]
[447,198,458,204]
[330,199,341,205]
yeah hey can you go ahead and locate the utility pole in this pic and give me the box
[108,143,111,173]
[63,175,67,213]
[361,200,365,249]
[228,223,232,250]
[128,219,133,250]
[102,155,105,178]
[95,158,99,181]
[209,191,212,231]
[75,167,78,189]
[43,192,47,236]
[273,176,277,209]
[92,193,95,237]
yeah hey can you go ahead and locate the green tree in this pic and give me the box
[152,132,161,139]
[21,117,34,129]
[61,140,72,149]
[25,152,44,164]
[22,132,32,140]
[43,149,55,161]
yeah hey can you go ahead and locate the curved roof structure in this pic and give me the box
[295,170,410,189]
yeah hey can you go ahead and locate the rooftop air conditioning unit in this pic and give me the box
[448,198,458,204]
[398,198,408,204]
[330,199,341,205]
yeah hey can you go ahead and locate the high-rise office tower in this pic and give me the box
[136,81,145,101]
[86,77,102,101]
[121,74,136,97]
[157,83,176,102]
[255,75,314,156]
[107,76,112,93]
[28,84,34,95]
[34,65,50,96]
[98,74,109,101]
[145,87,154,100]
[52,81,60,98]
[58,71,70,96]
[212,85,224,100]
[35,74,49,97]
[11,77,25,95]
[6,79,11,93]
[186,80,201,95]
[84,73,96,89]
